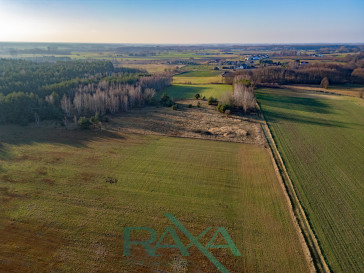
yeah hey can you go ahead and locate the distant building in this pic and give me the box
[245,55,268,61]
[236,64,248,69]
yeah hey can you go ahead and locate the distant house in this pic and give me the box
[245,55,268,61]
[236,64,248,70]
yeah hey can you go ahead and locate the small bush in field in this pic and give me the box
[160,93,174,107]
[216,103,232,113]
[207,96,218,105]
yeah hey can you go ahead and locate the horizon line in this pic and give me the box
[1,41,364,46]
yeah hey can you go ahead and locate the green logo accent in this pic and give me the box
[123,213,241,273]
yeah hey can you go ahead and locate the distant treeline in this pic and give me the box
[0,59,115,95]
[225,53,364,85]
[0,59,171,125]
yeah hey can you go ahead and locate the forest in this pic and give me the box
[0,59,171,125]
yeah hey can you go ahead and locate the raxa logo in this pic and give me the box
[123,213,241,273]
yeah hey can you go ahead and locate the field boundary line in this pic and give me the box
[257,103,330,273]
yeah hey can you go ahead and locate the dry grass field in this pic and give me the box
[0,116,310,272]
[106,99,265,144]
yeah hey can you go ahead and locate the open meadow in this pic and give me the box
[0,125,311,272]
[173,71,224,85]
[161,84,232,100]
[256,88,364,273]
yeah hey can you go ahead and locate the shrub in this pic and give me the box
[188,104,192,108]
[90,113,100,123]
[171,104,178,110]
[78,116,92,129]
[216,103,232,113]
[106,177,118,184]
[197,102,201,107]
[194,93,201,99]
[160,93,174,107]
[207,96,218,105]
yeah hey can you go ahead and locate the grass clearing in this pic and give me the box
[257,88,364,273]
[175,71,222,77]
[117,64,183,73]
[161,84,232,99]
[173,71,223,84]
[0,126,310,272]
[173,76,223,84]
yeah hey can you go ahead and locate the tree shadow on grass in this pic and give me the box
[256,92,332,114]
[261,109,349,128]
[0,126,125,161]
[257,91,364,128]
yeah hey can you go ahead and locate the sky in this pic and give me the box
[0,0,363,44]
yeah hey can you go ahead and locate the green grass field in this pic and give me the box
[175,71,222,77]
[161,84,232,99]
[257,88,364,273]
[0,126,310,272]
[173,71,223,84]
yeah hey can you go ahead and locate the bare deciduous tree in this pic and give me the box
[144,88,156,104]
[45,94,55,105]
[233,77,256,113]
[220,91,234,105]
[61,95,72,117]
[320,77,329,89]
[73,93,83,115]
[34,112,40,127]
[59,75,169,118]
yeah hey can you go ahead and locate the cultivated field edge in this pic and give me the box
[257,103,330,273]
